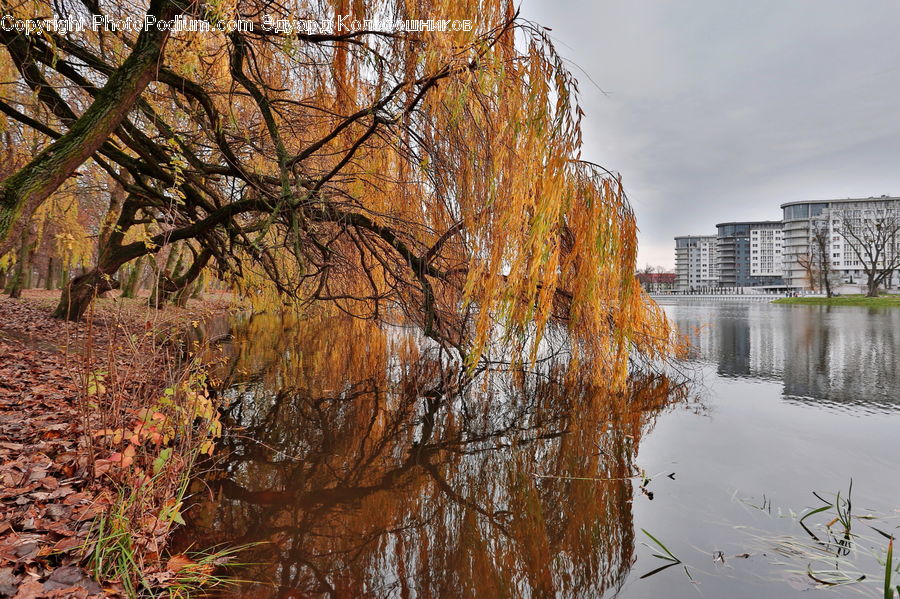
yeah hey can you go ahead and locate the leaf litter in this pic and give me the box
[0,292,232,597]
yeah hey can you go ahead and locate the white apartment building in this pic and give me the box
[781,196,900,290]
[715,221,785,287]
[674,235,718,290]
[750,225,784,277]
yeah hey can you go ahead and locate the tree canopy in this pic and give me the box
[0,0,677,383]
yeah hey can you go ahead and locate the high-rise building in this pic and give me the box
[781,196,900,289]
[715,221,784,287]
[674,235,718,290]
[750,225,784,279]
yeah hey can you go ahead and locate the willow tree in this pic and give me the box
[0,0,181,256]
[0,0,676,381]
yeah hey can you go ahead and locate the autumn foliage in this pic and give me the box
[0,0,677,383]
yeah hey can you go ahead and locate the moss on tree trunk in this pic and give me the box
[0,0,179,255]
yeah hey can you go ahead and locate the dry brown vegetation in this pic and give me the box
[0,292,232,597]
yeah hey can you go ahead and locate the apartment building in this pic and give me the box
[674,235,719,290]
[781,196,900,289]
[750,224,784,278]
[716,221,785,287]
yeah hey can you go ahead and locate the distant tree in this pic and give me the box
[835,208,900,297]
[795,253,820,292]
[809,221,837,298]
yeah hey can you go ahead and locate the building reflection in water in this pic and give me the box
[667,302,900,410]
[176,313,687,598]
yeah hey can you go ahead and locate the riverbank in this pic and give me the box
[772,294,900,307]
[0,291,235,597]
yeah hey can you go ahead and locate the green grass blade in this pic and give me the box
[641,528,679,562]
[799,504,832,524]
[886,538,894,599]
[639,561,680,579]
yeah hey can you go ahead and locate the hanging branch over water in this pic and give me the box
[0,0,680,382]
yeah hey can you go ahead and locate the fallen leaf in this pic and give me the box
[166,553,197,573]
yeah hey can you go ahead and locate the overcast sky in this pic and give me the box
[521,0,900,269]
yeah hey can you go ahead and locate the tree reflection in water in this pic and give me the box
[177,312,688,598]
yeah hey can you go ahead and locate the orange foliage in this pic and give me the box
[1,0,680,381]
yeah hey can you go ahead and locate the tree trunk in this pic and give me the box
[97,177,127,299]
[149,273,179,309]
[174,286,191,307]
[50,194,203,320]
[0,0,179,255]
[173,249,212,307]
[44,257,55,290]
[121,259,143,298]
[98,175,126,253]
[52,223,137,320]
[5,256,24,298]
[4,229,36,298]
[190,271,207,299]
[57,264,69,290]
[170,250,189,306]
[173,267,192,307]
[52,269,121,321]
[21,243,35,290]
[867,272,879,297]
[149,244,181,309]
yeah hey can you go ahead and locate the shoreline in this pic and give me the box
[0,291,236,597]
[650,293,900,307]
[772,295,900,307]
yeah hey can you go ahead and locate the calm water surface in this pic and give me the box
[181,301,900,598]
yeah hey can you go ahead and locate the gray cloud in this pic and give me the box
[522,0,900,268]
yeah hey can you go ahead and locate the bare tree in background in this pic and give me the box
[810,221,838,298]
[795,253,820,292]
[835,207,900,297]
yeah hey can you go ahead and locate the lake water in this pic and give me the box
[180,301,900,598]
